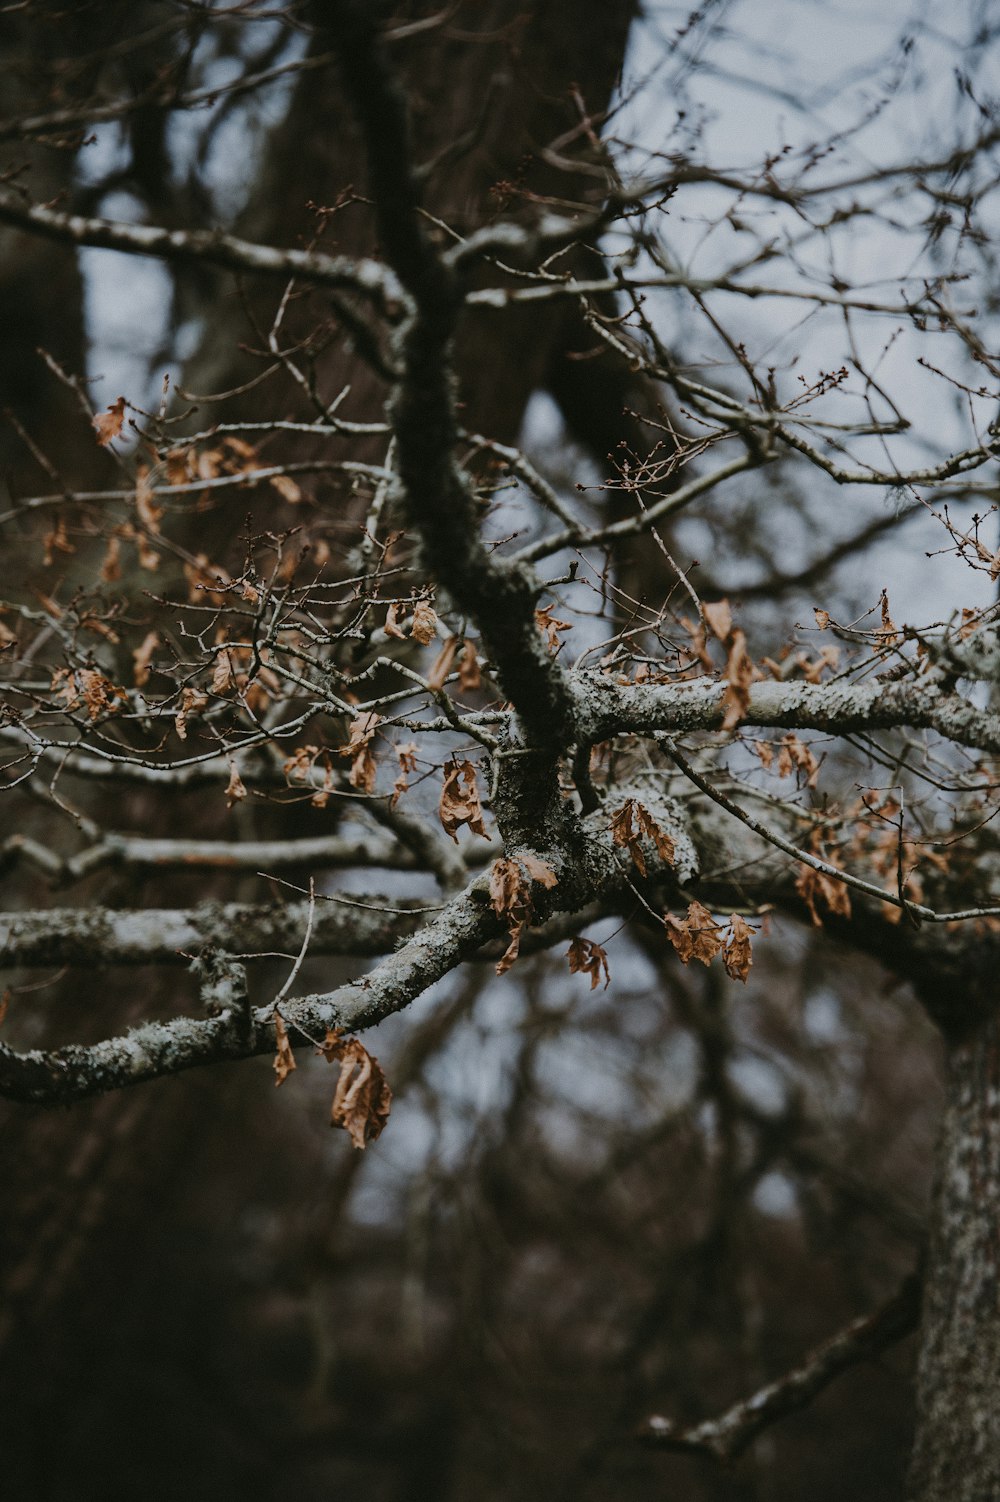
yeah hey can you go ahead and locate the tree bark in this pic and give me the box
[910,1005,1000,1500]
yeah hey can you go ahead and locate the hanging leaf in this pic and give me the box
[411,598,438,644]
[721,628,754,731]
[131,631,160,688]
[225,764,248,806]
[439,758,489,841]
[427,635,458,691]
[567,936,611,990]
[703,598,732,642]
[458,639,481,692]
[796,864,852,926]
[93,396,126,446]
[722,914,754,982]
[489,854,558,975]
[339,712,380,793]
[664,900,725,966]
[391,741,419,808]
[317,1029,392,1148]
[272,1012,297,1086]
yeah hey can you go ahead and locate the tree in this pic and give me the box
[2,3,1000,1498]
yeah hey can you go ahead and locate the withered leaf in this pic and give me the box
[132,630,160,688]
[384,601,407,639]
[272,1012,297,1086]
[135,466,163,536]
[318,1029,392,1148]
[439,758,489,842]
[796,863,852,926]
[93,396,126,446]
[489,854,558,975]
[721,628,754,732]
[703,598,733,642]
[664,900,725,966]
[391,740,419,808]
[225,764,248,806]
[270,472,302,505]
[175,687,207,741]
[339,712,381,794]
[876,588,900,649]
[411,598,438,645]
[535,604,572,654]
[610,798,674,877]
[458,639,481,692]
[722,914,754,983]
[775,734,820,787]
[814,608,831,630]
[427,635,458,692]
[567,936,611,990]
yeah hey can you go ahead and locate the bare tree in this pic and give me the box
[3,3,1000,1498]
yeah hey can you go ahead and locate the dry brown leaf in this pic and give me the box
[520,852,558,889]
[427,635,458,691]
[439,758,489,842]
[680,613,714,673]
[411,598,438,644]
[53,668,125,722]
[42,517,75,566]
[610,798,674,877]
[535,604,572,654]
[165,446,194,485]
[703,598,733,642]
[877,588,900,649]
[567,936,611,990]
[458,639,481,692]
[175,687,207,741]
[100,534,122,582]
[384,601,407,639]
[723,914,754,983]
[132,631,160,688]
[318,1029,392,1148]
[664,900,725,966]
[489,854,558,975]
[225,764,248,807]
[283,744,320,782]
[814,608,831,630]
[775,734,820,787]
[796,645,840,682]
[135,466,163,536]
[796,863,852,926]
[391,740,419,808]
[272,1012,297,1086]
[339,712,381,794]
[635,802,675,867]
[721,628,753,731]
[93,396,126,446]
[270,472,302,505]
[754,740,775,770]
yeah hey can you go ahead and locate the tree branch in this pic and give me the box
[637,1274,921,1462]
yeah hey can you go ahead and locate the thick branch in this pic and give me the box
[0,877,500,1105]
[0,898,430,967]
[576,674,1000,756]
[0,184,404,311]
[325,0,578,750]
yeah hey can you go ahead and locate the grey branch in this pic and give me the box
[0,877,500,1105]
[0,898,432,967]
[0,185,405,312]
[638,1274,921,1462]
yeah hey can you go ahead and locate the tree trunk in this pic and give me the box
[910,1005,1000,1500]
